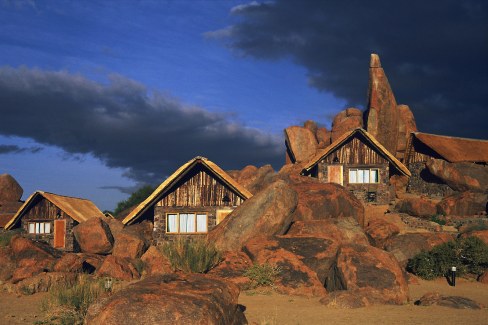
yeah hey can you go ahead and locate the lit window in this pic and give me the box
[349,169,380,184]
[28,222,51,234]
[166,213,208,234]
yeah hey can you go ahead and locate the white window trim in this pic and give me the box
[348,168,380,184]
[166,212,208,234]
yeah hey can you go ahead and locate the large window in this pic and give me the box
[348,168,379,184]
[28,222,51,234]
[166,213,208,234]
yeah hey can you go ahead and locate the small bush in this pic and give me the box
[160,237,221,273]
[0,228,24,247]
[41,275,105,325]
[462,220,488,233]
[407,236,488,280]
[244,263,282,288]
[430,215,446,226]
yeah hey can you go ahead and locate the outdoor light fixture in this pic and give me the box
[104,277,113,292]
[451,266,456,287]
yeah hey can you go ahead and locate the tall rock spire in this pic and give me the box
[365,54,400,156]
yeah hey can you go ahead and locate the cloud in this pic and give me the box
[0,144,43,154]
[217,0,488,139]
[0,66,283,184]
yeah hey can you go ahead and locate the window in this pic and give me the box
[166,213,208,234]
[348,169,379,184]
[28,222,51,234]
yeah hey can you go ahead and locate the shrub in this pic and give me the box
[407,236,488,280]
[160,237,221,273]
[244,263,282,288]
[430,215,446,226]
[461,220,488,233]
[41,275,105,325]
[0,228,24,247]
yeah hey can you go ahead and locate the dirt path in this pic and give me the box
[0,278,486,324]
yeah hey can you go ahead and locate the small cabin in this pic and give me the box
[404,132,488,196]
[122,156,252,245]
[5,191,104,251]
[301,128,411,204]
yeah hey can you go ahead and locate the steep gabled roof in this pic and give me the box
[408,132,488,163]
[5,191,104,230]
[302,128,411,177]
[122,156,253,225]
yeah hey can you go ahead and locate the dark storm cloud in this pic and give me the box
[0,144,43,154]
[215,0,488,139]
[0,66,282,184]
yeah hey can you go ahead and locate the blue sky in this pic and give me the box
[1,0,486,211]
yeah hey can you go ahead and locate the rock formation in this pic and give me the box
[0,174,23,202]
[285,125,318,163]
[330,107,363,142]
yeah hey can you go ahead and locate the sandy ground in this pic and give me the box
[0,278,486,324]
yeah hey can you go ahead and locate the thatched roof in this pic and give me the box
[302,128,411,177]
[408,132,488,163]
[0,201,23,228]
[123,156,253,225]
[5,191,104,230]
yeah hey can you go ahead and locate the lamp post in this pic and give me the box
[451,266,456,287]
[104,277,113,292]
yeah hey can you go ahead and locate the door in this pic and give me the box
[54,219,66,248]
[327,165,343,185]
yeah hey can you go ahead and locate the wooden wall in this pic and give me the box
[321,136,389,165]
[23,196,68,220]
[405,138,444,165]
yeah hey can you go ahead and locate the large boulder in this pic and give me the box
[330,108,363,142]
[140,246,173,276]
[14,272,77,295]
[207,251,253,289]
[112,228,148,259]
[323,244,409,307]
[0,174,23,202]
[437,192,488,216]
[53,253,103,274]
[230,164,275,194]
[415,292,483,309]
[85,274,247,325]
[395,196,437,218]
[384,233,455,266]
[364,218,400,249]
[96,255,140,281]
[243,236,327,297]
[364,54,400,156]
[285,126,318,163]
[73,217,114,254]
[396,104,417,160]
[316,127,331,148]
[426,159,488,193]
[0,247,15,282]
[207,180,297,252]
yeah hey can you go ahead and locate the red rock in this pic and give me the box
[396,104,417,159]
[285,126,318,163]
[303,120,318,140]
[140,246,173,276]
[14,272,77,295]
[316,127,331,148]
[390,174,409,196]
[11,265,47,284]
[460,230,488,245]
[112,228,148,259]
[125,220,154,245]
[384,233,455,266]
[207,251,253,289]
[243,236,327,297]
[0,247,15,281]
[395,196,437,218]
[325,244,409,306]
[364,54,400,156]
[96,255,140,281]
[9,235,59,277]
[437,192,487,216]
[415,292,483,309]
[231,164,275,194]
[0,174,23,202]
[104,217,124,240]
[330,108,363,142]
[208,180,298,252]
[478,270,488,284]
[53,253,84,273]
[73,217,114,254]
[426,159,488,193]
[85,274,246,325]
[364,218,400,249]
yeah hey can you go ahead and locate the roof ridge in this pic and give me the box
[412,131,488,142]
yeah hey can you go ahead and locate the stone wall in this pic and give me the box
[407,162,453,198]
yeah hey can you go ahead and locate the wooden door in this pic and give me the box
[327,165,343,185]
[54,219,66,248]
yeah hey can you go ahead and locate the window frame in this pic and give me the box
[27,221,52,234]
[348,168,380,184]
[165,212,208,234]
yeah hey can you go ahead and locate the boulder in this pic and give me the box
[243,236,327,297]
[437,192,488,216]
[364,218,400,249]
[0,247,15,281]
[85,274,247,325]
[303,120,319,140]
[140,246,173,276]
[14,272,77,295]
[0,174,23,202]
[96,255,140,281]
[207,251,253,289]
[364,54,400,156]
[395,196,437,218]
[478,270,488,284]
[396,104,417,159]
[11,265,48,284]
[426,159,488,193]
[316,127,331,147]
[460,230,488,245]
[73,217,114,254]
[207,180,297,252]
[330,108,363,142]
[231,164,275,194]
[53,253,102,274]
[112,228,148,259]
[104,217,125,240]
[285,126,318,163]
[325,244,409,306]
[415,292,483,309]
[125,220,154,245]
[384,233,455,266]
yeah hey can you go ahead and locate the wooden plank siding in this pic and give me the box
[23,197,68,220]
[405,137,444,165]
[320,137,389,166]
